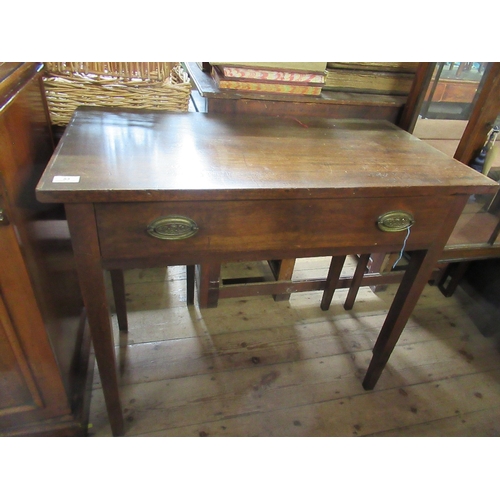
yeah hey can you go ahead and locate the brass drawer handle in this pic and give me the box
[377,211,414,232]
[147,215,199,240]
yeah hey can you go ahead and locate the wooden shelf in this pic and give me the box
[186,62,407,121]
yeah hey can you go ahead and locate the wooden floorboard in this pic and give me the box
[87,258,500,437]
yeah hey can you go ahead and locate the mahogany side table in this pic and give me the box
[36,108,497,435]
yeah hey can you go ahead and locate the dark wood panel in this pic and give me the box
[0,295,40,412]
[206,96,404,122]
[0,218,68,428]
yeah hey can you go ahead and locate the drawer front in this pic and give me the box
[95,197,452,261]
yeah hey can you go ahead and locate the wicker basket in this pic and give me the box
[43,62,191,126]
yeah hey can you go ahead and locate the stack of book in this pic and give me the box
[208,62,327,96]
[324,62,419,95]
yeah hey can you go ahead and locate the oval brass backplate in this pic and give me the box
[377,211,415,232]
[147,215,199,240]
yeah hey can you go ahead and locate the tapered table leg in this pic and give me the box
[363,196,470,390]
[66,203,124,436]
[186,265,195,305]
[344,254,371,310]
[320,256,347,311]
[196,262,222,308]
[363,250,429,390]
[110,269,128,332]
[271,258,296,302]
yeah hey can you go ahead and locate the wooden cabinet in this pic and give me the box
[0,63,90,436]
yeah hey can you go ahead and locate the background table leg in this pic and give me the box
[344,254,371,310]
[186,265,195,305]
[110,269,128,332]
[269,259,296,302]
[320,256,347,311]
[196,263,221,308]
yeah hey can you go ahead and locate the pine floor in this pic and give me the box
[87,118,500,437]
[87,257,500,437]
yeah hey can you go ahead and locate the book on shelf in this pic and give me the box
[216,65,325,83]
[211,66,323,96]
[324,67,415,95]
[327,62,419,73]
[210,62,327,73]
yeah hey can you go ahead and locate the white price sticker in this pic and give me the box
[53,175,81,183]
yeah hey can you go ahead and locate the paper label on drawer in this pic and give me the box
[52,175,81,183]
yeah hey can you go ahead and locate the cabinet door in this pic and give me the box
[0,216,70,431]
[0,63,85,435]
[0,290,44,414]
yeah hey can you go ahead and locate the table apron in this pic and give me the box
[95,196,454,262]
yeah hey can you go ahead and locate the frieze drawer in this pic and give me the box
[95,196,453,261]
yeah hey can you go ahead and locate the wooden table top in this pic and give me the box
[36,108,498,204]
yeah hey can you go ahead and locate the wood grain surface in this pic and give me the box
[36,109,497,204]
